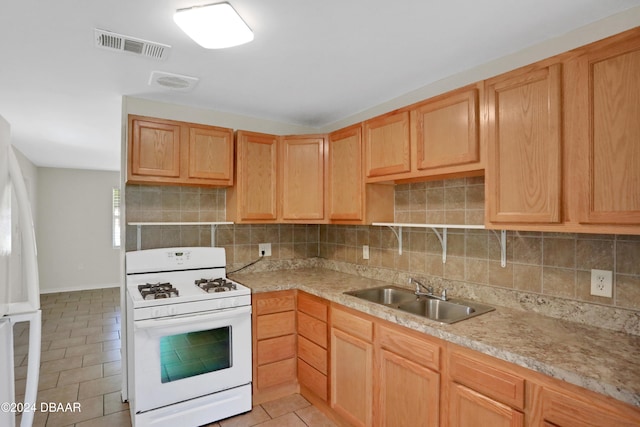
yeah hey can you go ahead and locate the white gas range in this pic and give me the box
[125,247,252,427]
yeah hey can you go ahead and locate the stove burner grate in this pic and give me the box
[138,282,179,300]
[195,278,237,293]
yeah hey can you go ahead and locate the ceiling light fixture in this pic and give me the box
[173,2,253,49]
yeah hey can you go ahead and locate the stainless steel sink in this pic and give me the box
[397,298,494,323]
[344,285,494,324]
[344,286,417,305]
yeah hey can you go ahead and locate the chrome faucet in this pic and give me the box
[409,277,448,301]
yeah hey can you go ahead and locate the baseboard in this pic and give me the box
[40,282,120,294]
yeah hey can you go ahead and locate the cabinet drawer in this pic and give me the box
[449,350,525,410]
[298,358,328,401]
[297,292,327,322]
[257,335,296,366]
[298,335,327,374]
[255,291,296,315]
[331,306,373,342]
[257,311,295,340]
[298,311,327,348]
[541,387,640,427]
[257,357,297,389]
[378,324,440,372]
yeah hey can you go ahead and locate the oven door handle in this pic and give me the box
[133,305,251,331]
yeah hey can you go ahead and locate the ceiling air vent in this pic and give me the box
[149,71,199,92]
[95,29,170,60]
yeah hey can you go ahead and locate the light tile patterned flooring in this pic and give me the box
[12,288,336,427]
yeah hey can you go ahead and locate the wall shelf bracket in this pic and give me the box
[385,225,403,255]
[372,223,506,267]
[431,227,447,264]
[491,229,507,267]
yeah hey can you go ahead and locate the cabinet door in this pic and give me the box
[281,135,326,221]
[328,125,363,221]
[130,117,181,179]
[449,383,524,427]
[568,33,640,225]
[364,111,410,179]
[413,86,480,174]
[330,327,373,427]
[187,126,233,183]
[378,349,439,427]
[235,131,278,221]
[486,63,562,224]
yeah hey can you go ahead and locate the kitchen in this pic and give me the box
[2,1,640,427]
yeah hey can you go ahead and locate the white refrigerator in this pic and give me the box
[0,115,41,427]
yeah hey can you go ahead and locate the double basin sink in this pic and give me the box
[344,285,494,324]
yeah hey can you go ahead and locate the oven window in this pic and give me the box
[160,326,231,383]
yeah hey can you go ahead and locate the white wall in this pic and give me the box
[37,167,120,293]
[323,6,640,132]
[12,147,38,220]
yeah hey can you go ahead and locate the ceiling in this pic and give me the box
[1,1,640,171]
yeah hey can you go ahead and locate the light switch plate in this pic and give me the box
[362,245,370,260]
[590,269,613,298]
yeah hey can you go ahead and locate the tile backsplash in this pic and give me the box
[319,177,640,313]
[126,179,640,315]
[125,185,319,269]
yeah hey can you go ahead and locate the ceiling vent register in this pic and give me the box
[148,71,199,92]
[94,29,170,60]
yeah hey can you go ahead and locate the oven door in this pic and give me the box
[132,305,251,413]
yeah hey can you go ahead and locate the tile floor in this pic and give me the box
[12,288,336,427]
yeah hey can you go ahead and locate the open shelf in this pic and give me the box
[127,222,233,250]
[372,223,507,267]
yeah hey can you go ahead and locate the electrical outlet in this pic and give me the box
[258,243,271,257]
[590,269,613,298]
[362,245,369,260]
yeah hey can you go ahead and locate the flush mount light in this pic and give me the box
[173,2,253,49]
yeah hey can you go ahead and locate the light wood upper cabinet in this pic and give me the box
[280,135,326,221]
[364,87,483,184]
[412,85,482,175]
[567,30,640,227]
[328,125,394,224]
[328,125,363,221]
[364,110,411,179]
[485,63,563,225]
[227,131,278,223]
[129,117,181,179]
[127,115,233,186]
[187,126,233,181]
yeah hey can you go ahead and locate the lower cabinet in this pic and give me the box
[329,304,443,427]
[447,346,525,427]
[330,306,374,427]
[297,291,329,401]
[252,290,297,403]
[251,291,640,427]
[449,383,524,427]
[377,323,441,427]
[535,383,640,427]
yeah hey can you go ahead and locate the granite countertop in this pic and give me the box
[230,267,640,408]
